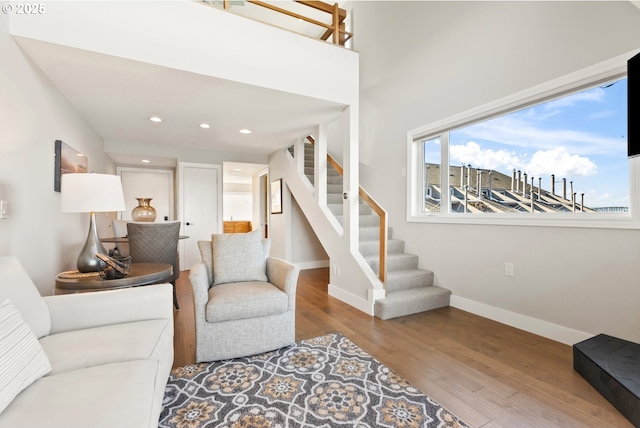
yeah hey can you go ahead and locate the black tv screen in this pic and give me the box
[629,52,640,157]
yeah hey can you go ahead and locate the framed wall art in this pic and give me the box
[54,140,87,192]
[270,179,283,214]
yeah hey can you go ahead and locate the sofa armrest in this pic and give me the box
[266,257,300,310]
[43,283,173,335]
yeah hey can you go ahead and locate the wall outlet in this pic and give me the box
[505,262,514,277]
[332,265,341,276]
[0,200,7,219]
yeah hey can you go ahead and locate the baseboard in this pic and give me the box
[295,260,330,270]
[450,295,593,345]
[328,283,374,316]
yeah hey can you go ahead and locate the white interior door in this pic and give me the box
[179,163,221,271]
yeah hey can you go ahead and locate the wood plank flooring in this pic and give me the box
[171,268,632,428]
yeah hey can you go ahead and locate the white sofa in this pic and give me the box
[0,256,174,428]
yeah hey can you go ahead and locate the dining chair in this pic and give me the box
[127,221,181,309]
[111,220,130,256]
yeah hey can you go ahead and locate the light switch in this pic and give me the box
[0,200,7,219]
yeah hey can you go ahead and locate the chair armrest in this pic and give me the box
[266,257,300,310]
[43,283,173,335]
[189,262,212,323]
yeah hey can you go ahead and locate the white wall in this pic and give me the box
[105,139,269,167]
[223,182,253,221]
[0,13,116,294]
[291,196,329,269]
[10,1,358,106]
[352,1,640,343]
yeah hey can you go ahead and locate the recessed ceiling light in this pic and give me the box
[200,123,210,129]
[149,116,162,123]
[239,129,252,134]
[142,159,150,163]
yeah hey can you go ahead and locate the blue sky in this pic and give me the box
[447,78,628,208]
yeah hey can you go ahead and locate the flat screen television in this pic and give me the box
[629,52,640,157]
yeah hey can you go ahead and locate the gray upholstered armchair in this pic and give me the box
[189,231,300,362]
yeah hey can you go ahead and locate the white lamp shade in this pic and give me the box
[61,173,126,213]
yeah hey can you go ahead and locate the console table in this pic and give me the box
[55,262,173,295]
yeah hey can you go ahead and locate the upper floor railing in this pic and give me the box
[199,0,352,47]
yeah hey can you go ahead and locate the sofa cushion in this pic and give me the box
[0,257,51,338]
[39,319,172,376]
[205,282,288,322]
[0,359,161,428]
[211,230,268,285]
[0,299,52,414]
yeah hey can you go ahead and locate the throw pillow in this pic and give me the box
[212,230,268,285]
[0,299,52,414]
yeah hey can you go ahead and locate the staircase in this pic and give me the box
[293,143,451,320]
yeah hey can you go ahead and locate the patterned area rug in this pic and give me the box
[159,333,470,428]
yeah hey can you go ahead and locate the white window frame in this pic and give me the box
[406,50,640,229]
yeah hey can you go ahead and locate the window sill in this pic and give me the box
[406,212,640,230]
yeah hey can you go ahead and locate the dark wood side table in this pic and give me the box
[55,262,173,295]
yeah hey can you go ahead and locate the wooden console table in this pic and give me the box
[223,221,252,233]
[55,262,173,295]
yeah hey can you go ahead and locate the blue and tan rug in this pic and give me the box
[159,333,469,427]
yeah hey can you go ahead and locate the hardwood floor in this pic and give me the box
[172,268,632,428]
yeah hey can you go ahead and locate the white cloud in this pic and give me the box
[450,143,596,178]
[526,147,597,177]
[588,110,615,120]
[450,141,524,170]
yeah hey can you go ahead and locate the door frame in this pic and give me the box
[257,168,269,238]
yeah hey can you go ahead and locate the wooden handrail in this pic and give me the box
[306,136,387,284]
[202,0,352,47]
[296,0,346,20]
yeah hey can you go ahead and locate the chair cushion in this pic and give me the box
[211,230,268,285]
[0,299,52,414]
[39,319,172,376]
[205,282,288,322]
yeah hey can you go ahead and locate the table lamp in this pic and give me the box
[61,173,126,272]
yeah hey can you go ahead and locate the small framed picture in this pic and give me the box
[54,140,87,192]
[270,179,283,214]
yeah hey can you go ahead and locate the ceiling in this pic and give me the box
[14,5,347,177]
